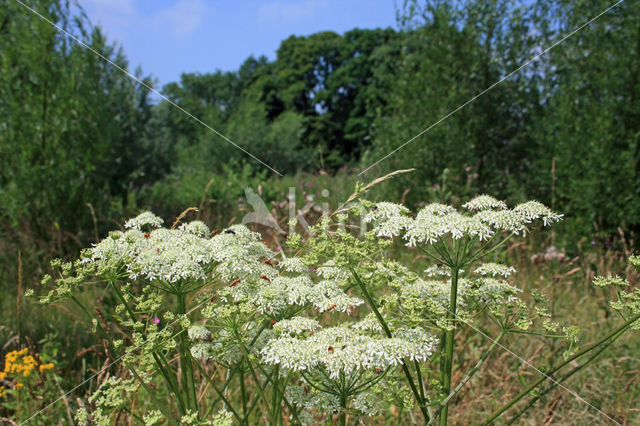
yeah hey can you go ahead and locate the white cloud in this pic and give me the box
[80,0,135,38]
[81,0,134,12]
[257,0,328,23]
[153,0,210,37]
[81,0,209,40]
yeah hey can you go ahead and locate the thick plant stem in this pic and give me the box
[239,366,247,418]
[429,330,505,425]
[177,292,198,413]
[439,267,460,426]
[349,266,431,423]
[482,312,640,424]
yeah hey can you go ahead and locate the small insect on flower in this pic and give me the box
[327,304,337,311]
[261,275,271,282]
[224,229,235,235]
[263,259,274,266]
[271,320,277,325]
[229,279,241,288]
[349,306,354,315]
[328,346,334,352]
[144,233,150,239]
[156,248,161,253]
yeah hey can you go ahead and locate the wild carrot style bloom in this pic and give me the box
[38,198,576,424]
[362,195,562,247]
[363,202,412,237]
[474,263,517,277]
[261,321,437,379]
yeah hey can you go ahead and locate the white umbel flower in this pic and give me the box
[316,260,350,281]
[404,209,493,246]
[274,317,321,336]
[474,263,517,277]
[261,326,437,379]
[364,202,412,238]
[188,325,211,341]
[124,212,164,230]
[281,257,307,273]
[463,195,507,211]
[179,221,210,237]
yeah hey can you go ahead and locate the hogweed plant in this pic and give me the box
[34,195,640,425]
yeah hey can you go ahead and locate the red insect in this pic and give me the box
[263,259,274,266]
[261,275,271,282]
[328,346,334,352]
[229,279,241,288]
[270,319,277,325]
[327,304,337,311]
[144,233,150,239]
[156,248,161,253]
[349,306,354,315]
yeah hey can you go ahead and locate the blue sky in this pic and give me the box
[80,0,398,89]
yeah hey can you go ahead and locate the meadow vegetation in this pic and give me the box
[1,0,639,424]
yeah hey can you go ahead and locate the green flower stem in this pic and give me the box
[192,361,243,423]
[300,370,339,395]
[130,368,179,424]
[482,312,640,424]
[239,364,248,418]
[434,240,454,266]
[428,330,505,425]
[349,265,431,423]
[414,359,426,402]
[439,267,460,426]
[69,295,108,338]
[339,381,348,426]
[242,393,262,424]
[109,278,136,319]
[201,365,238,418]
[350,367,391,394]
[153,352,186,414]
[177,292,198,413]
[271,365,281,424]
[233,332,302,424]
[464,233,515,267]
[418,245,447,265]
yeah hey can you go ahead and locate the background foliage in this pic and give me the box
[1,0,639,423]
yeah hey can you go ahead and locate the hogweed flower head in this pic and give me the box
[364,202,412,238]
[474,263,517,278]
[124,211,164,230]
[261,325,437,379]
